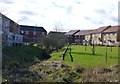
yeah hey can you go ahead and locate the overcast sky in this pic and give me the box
[0,0,119,32]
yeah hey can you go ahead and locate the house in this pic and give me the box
[74,30,93,45]
[0,13,2,46]
[20,25,47,45]
[103,25,120,46]
[84,30,94,45]
[65,30,80,44]
[91,25,111,45]
[1,13,23,46]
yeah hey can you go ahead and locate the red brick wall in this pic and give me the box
[9,20,20,35]
[22,31,45,43]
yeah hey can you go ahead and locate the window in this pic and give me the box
[33,32,36,35]
[12,36,15,40]
[25,31,29,34]
[111,40,115,43]
[21,31,24,34]
[112,33,115,35]
[42,32,45,35]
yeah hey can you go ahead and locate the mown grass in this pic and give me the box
[49,45,118,68]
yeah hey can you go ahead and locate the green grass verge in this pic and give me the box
[49,45,118,68]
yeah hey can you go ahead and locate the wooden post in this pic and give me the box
[105,36,108,63]
[105,44,107,63]
[62,45,69,60]
[92,41,95,55]
[111,46,112,52]
[69,46,73,62]
[85,44,86,51]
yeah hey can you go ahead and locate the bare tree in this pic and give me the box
[43,22,66,52]
[53,21,63,32]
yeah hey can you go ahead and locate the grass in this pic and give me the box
[2,45,50,69]
[49,45,118,68]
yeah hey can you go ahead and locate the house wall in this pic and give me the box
[103,32,117,46]
[2,14,23,46]
[21,28,47,43]
[0,14,2,46]
[91,33,102,45]
[85,34,92,45]
[66,35,74,44]
[2,15,10,46]
[75,35,85,44]
[75,35,80,44]
[10,21,20,35]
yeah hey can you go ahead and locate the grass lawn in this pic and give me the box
[49,45,118,68]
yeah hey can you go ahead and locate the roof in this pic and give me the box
[103,25,120,33]
[20,25,47,33]
[75,30,93,35]
[92,25,111,34]
[65,30,80,35]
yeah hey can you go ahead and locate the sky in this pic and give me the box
[0,0,119,32]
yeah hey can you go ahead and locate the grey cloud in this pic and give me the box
[0,0,14,4]
[75,1,83,4]
[84,16,104,25]
[19,10,37,16]
[95,9,107,14]
[111,16,118,22]
[66,6,73,14]
[52,2,65,8]
[84,16,92,20]
[92,20,104,25]
[19,16,29,22]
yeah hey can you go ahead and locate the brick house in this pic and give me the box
[91,25,111,45]
[74,30,92,45]
[103,25,120,46]
[1,13,23,46]
[65,30,80,44]
[20,25,47,44]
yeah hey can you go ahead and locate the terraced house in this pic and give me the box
[103,25,120,46]
[65,30,80,44]
[91,25,111,45]
[74,30,92,45]
[84,30,94,45]
[20,25,47,45]
[0,13,23,46]
[66,25,120,46]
